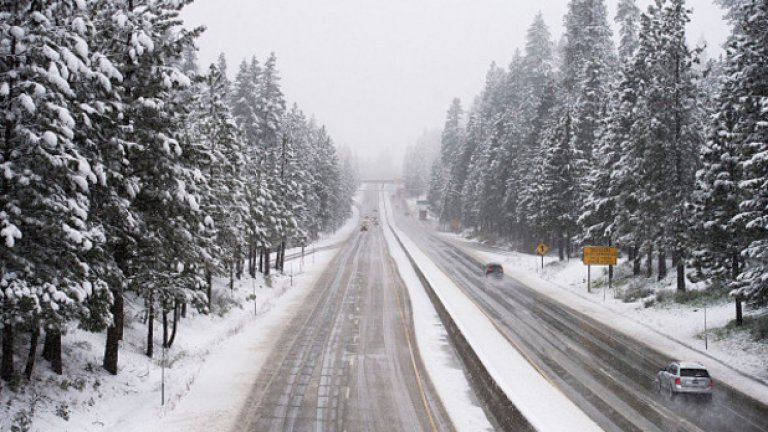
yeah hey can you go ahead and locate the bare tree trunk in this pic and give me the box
[1,321,14,382]
[264,247,271,276]
[168,301,179,348]
[646,245,653,278]
[24,316,40,379]
[146,300,154,358]
[236,246,243,280]
[181,301,187,319]
[248,242,254,277]
[557,234,565,261]
[735,294,743,326]
[206,269,212,311]
[162,303,169,348]
[47,329,62,375]
[676,258,685,293]
[258,246,263,274]
[731,253,740,281]
[229,264,235,291]
[658,250,667,281]
[104,286,123,375]
[632,245,641,276]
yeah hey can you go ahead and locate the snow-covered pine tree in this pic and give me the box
[189,63,247,295]
[536,106,581,260]
[96,0,208,359]
[729,0,768,307]
[563,0,615,166]
[231,57,264,277]
[254,53,286,274]
[615,0,642,63]
[620,0,702,288]
[437,98,465,226]
[0,0,114,378]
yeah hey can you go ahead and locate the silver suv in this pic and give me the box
[655,361,714,400]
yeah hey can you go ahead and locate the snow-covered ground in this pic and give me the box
[441,232,768,405]
[379,195,493,432]
[387,197,602,432]
[0,207,360,432]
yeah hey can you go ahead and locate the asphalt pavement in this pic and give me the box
[236,189,454,432]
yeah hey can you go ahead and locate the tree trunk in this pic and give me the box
[731,253,740,281]
[229,264,235,291]
[181,301,187,319]
[162,303,169,348]
[24,317,40,380]
[658,250,667,281]
[206,269,213,311]
[236,247,243,280]
[1,321,14,382]
[258,246,264,274]
[264,247,271,276]
[676,259,685,293]
[632,245,641,276]
[168,301,179,348]
[735,294,743,326]
[103,287,123,375]
[646,245,653,278]
[557,235,565,261]
[42,329,52,361]
[47,329,62,375]
[146,300,154,358]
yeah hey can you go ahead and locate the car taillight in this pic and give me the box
[709,379,715,387]
[675,377,681,386]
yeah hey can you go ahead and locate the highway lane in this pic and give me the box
[392,200,768,432]
[236,189,454,432]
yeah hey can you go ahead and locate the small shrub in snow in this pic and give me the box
[10,409,33,432]
[620,285,654,303]
[54,402,70,421]
[752,315,768,341]
[211,291,242,317]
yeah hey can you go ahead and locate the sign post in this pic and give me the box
[536,242,549,269]
[582,246,618,298]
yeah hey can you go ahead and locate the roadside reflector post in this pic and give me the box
[588,264,591,293]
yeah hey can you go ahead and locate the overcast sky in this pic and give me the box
[181,0,731,170]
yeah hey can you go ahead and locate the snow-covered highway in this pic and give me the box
[235,187,463,431]
[392,194,768,432]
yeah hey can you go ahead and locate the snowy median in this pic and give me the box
[382,196,601,432]
[379,195,494,432]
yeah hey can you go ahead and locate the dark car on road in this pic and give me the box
[485,263,504,278]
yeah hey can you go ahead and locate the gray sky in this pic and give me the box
[181,1,731,169]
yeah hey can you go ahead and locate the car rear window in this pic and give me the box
[680,369,709,378]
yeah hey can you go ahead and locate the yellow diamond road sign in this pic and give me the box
[536,242,549,256]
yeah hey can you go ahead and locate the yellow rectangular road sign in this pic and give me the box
[583,246,617,266]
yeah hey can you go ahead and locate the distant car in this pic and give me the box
[485,263,503,278]
[655,361,714,400]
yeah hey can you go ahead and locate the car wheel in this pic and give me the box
[668,384,676,399]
